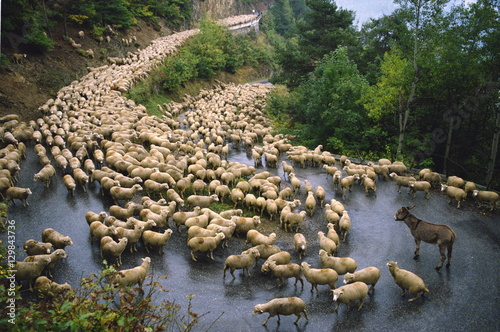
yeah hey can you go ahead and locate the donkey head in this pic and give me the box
[394,205,416,221]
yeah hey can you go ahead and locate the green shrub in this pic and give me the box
[0,262,205,331]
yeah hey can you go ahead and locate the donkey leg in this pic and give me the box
[446,244,453,268]
[413,239,421,260]
[436,244,447,270]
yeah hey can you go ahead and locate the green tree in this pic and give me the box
[297,0,357,61]
[362,48,413,158]
[391,0,449,158]
[270,0,299,38]
[93,0,133,28]
[290,47,369,152]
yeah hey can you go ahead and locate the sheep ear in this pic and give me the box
[406,205,415,210]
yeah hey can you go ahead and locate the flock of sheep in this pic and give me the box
[2,13,499,326]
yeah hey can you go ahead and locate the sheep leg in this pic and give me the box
[262,314,272,325]
[190,251,198,262]
[413,239,421,260]
[293,313,301,325]
[357,297,366,311]
[209,250,215,260]
[408,291,422,302]
[333,303,339,312]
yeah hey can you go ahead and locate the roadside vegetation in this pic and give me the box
[127,17,275,115]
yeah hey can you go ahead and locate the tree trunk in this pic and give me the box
[443,107,455,175]
[485,107,500,189]
[396,0,422,158]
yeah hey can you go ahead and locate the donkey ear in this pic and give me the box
[406,205,416,210]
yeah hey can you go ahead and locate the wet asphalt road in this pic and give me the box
[3,142,500,332]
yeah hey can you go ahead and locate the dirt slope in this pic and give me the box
[0,20,172,122]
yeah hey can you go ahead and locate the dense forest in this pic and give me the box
[1,0,192,54]
[261,0,499,189]
[1,0,499,189]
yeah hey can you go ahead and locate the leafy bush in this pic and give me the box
[159,18,273,93]
[0,260,205,331]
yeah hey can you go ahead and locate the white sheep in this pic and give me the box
[293,233,307,260]
[173,206,202,231]
[206,223,236,248]
[261,251,292,273]
[89,221,118,241]
[139,209,169,228]
[331,281,369,312]
[339,210,351,242]
[110,184,143,204]
[361,174,377,196]
[187,225,219,242]
[251,244,282,261]
[472,190,499,211]
[108,204,136,220]
[62,174,76,195]
[100,236,128,266]
[232,215,261,234]
[447,175,465,188]
[387,261,429,302]
[305,191,316,216]
[390,172,417,193]
[340,175,359,198]
[23,239,52,255]
[253,297,309,326]
[12,53,27,64]
[319,249,357,275]
[301,262,338,293]
[326,223,340,246]
[116,225,145,253]
[315,185,326,208]
[343,266,381,292]
[230,188,245,208]
[408,180,432,199]
[267,260,303,287]
[441,184,467,208]
[186,194,219,208]
[85,211,108,225]
[15,256,52,290]
[6,186,32,206]
[223,248,260,278]
[41,228,73,250]
[464,181,477,197]
[318,231,337,255]
[283,210,307,233]
[33,164,56,187]
[187,233,225,261]
[142,229,173,254]
[23,249,67,278]
[423,171,442,188]
[245,229,276,247]
[73,168,89,192]
[113,257,151,288]
[184,212,210,229]
[289,173,301,195]
[34,276,73,298]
